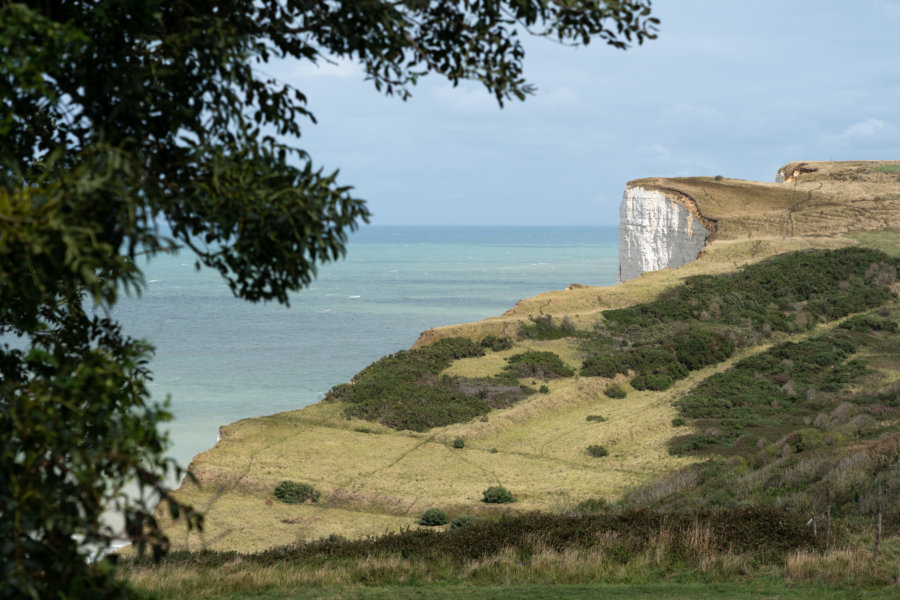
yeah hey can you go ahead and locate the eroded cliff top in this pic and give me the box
[628,160,900,239]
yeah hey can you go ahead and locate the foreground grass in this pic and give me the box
[124,509,900,598]
[132,582,900,600]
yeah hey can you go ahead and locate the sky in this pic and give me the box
[270,0,900,226]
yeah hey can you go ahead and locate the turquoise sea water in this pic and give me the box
[113,226,619,468]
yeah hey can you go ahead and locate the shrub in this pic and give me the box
[586,445,609,457]
[604,383,627,399]
[482,485,515,504]
[480,335,513,351]
[326,337,533,431]
[518,315,577,340]
[670,327,736,371]
[418,508,448,526]
[452,436,465,449]
[631,373,677,391]
[274,481,320,504]
[503,351,575,379]
[671,417,686,427]
[839,313,898,333]
[581,353,625,378]
[539,384,550,393]
[586,414,606,422]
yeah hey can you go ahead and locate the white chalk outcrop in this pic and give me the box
[618,186,711,282]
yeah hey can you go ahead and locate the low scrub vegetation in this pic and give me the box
[123,508,817,581]
[503,351,575,380]
[273,481,320,504]
[480,335,513,351]
[625,303,900,521]
[586,445,609,458]
[325,337,532,431]
[603,383,626,399]
[482,486,516,504]
[518,315,579,340]
[418,508,449,527]
[583,248,896,391]
[326,249,898,431]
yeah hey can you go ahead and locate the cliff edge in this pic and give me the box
[618,160,900,281]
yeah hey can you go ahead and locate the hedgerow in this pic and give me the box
[132,508,816,569]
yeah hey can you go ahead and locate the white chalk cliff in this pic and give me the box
[618,186,711,282]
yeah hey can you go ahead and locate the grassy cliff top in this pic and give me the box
[629,160,900,240]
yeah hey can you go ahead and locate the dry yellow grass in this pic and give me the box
[165,332,793,552]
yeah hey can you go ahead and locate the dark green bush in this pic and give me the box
[586,414,606,422]
[325,338,534,431]
[581,352,625,378]
[586,444,609,457]
[503,351,575,379]
[274,481,320,504]
[480,335,513,351]
[604,383,627,399]
[518,315,577,340]
[482,485,515,504]
[539,384,550,393]
[631,372,676,391]
[670,327,736,371]
[418,508,449,526]
[839,313,898,333]
[602,248,896,332]
[671,332,871,455]
[671,417,686,427]
[452,437,465,449]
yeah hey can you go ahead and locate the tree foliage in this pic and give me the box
[0,1,657,597]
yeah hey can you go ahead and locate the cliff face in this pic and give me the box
[618,186,711,282]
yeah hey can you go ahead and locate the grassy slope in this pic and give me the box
[158,163,900,557]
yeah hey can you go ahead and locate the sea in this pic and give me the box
[112,226,619,470]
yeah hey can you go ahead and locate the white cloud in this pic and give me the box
[877,1,900,17]
[823,118,891,142]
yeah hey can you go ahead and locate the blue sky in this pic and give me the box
[272,0,900,226]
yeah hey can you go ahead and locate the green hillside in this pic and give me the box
[122,164,900,597]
